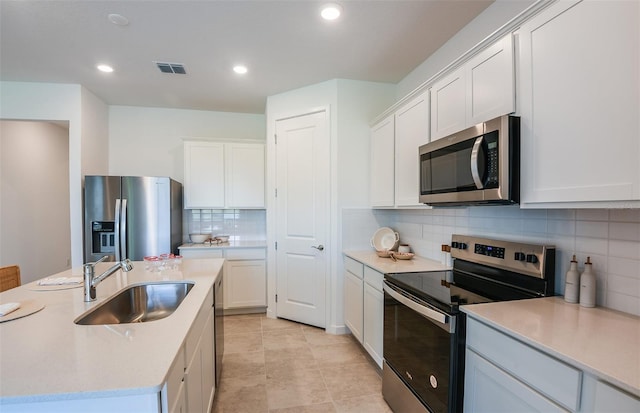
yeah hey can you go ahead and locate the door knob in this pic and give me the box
[311,245,324,251]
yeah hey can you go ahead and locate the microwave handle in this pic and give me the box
[471,136,484,189]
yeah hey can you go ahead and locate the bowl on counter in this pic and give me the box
[391,252,415,260]
[214,234,230,243]
[190,234,209,243]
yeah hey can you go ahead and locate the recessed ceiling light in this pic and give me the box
[97,64,114,73]
[233,65,248,74]
[108,13,129,26]
[321,3,342,21]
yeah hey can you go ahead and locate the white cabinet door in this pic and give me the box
[467,33,514,126]
[431,34,515,141]
[224,259,266,309]
[185,333,204,413]
[430,67,466,141]
[370,115,395,207]
[184,142,225,208]
[592,380,640,413]
[518,0,640,205]
[201,310,215,413]
[464,350,569,413]
[394,91,429,207]
[344,269,364,343]
[225,143,265,208]
[363,282,383,368]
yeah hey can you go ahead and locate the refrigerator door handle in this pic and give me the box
[120,199,128,260]
[114,199,122,262]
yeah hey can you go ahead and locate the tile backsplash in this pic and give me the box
[342,207,640,317]
[185,209,266,241]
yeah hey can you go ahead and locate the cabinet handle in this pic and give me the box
[311,245,324,251]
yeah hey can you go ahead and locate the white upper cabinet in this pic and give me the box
[395,91,429,207]
[184,141,265,209]
[370,114,395,207]
[225,143,265,208]
[431,33,515,141]
[430,67,466,140]
[184,141,225,208]
[467,33,515,126]
[517,0,640,207]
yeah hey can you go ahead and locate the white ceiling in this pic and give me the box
[0,0,493,114]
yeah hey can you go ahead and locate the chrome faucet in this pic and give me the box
[83,256,134,302]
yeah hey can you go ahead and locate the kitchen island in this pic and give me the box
[0,258,223,412]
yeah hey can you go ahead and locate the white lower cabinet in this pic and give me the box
[465,350,569,412]
[464,316,640,413]
[179,247,267,311]
[223,248,266,310]
[363,282,383,367]
[343,256,383,368]
[166,286,215,413]
[344,265,364,343]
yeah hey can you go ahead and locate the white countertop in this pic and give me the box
[179,240,267,250]
[462,297,640,398]
[0,258,224,404]
[344,250,450,274]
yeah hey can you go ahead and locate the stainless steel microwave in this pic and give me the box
[419,115,520,206]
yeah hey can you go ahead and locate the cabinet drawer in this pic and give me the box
[180,249,224,259]
[364,266,383,292]
[224,248,266,260]
[344,256,364,278]
[466,318,581,411]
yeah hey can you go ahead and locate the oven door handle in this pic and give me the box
[383,283,454,333]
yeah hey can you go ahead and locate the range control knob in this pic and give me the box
[458,243,467,250]
[514,252,526,261]
[526,254,538,264]
[451,241,459,249]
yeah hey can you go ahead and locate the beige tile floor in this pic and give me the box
[212,313,393,413]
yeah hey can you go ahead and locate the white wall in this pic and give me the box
[108,106,265,181]
[0,120,71,283]
[0,81,107,268]
[396,0,536,99]
[343,207,640,317]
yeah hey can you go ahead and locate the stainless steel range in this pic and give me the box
[382,234,555,413]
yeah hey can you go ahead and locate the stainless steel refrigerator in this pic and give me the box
[83,176,183,263]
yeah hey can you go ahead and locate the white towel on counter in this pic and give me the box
[37,277,83,286]
[0,302,21,316]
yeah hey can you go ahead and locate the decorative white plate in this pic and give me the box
[371,227,399,251]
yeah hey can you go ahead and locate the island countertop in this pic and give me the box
[0,258,223,405]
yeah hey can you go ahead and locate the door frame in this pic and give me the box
[266,105,337,331]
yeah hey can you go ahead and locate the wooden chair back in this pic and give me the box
[0,265,21,292]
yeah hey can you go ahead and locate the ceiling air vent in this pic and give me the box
[155,62,186,74]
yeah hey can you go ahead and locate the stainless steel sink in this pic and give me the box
[74,282,195,325]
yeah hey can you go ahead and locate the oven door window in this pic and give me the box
[384,290,457,413]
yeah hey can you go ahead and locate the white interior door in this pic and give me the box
[275,110,328,328]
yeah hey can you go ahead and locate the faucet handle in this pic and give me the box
[83,255,109,272]
[86,256,108,266]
